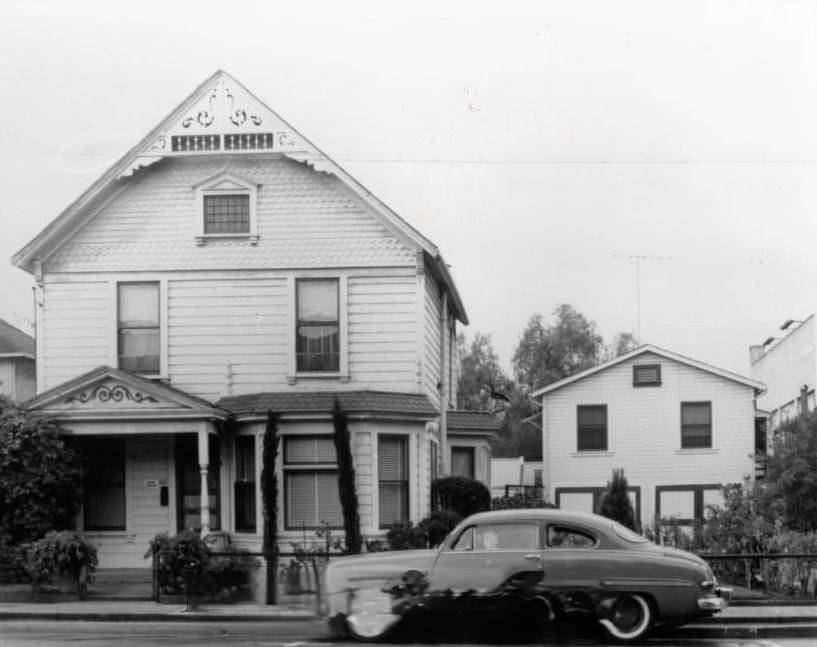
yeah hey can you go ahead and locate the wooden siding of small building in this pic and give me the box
[422,277,442,408]
[543,352,755,529]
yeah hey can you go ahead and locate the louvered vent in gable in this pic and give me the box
[633,364,661,387]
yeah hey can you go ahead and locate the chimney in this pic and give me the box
[750,345,765,364]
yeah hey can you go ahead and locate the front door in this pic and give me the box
[175,435,221,532]
[430,520,544,592]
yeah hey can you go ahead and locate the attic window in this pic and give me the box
[633,364,661,387]
[194,172,259,245]
[224,133,275,150]
[172,135,221,152]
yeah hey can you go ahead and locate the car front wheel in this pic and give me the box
[597,593,652,642]
[346,587,401,641]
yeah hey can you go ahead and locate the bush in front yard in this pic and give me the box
[431,476,490,518]
[146,530,211,596]
[24,530,98,595]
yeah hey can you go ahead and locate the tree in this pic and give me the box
[0,397,83,547]
[490,385,542,460]
[600,468,636,531]
[332,398,362,554]
[605,332,639,359]
[512,304,603,391]
[261,410,280,604]
[456,332,510,411]
[763,411,817,532]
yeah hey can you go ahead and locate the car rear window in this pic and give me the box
[547,525,597,549]
[613,523,649,543]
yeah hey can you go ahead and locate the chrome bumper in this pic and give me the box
[698,586,732,612]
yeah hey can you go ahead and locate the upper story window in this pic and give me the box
[194,172,259,245]
[681,401,712,448]
[296,279,339,373]
[577,404,608,451]
[633,363,661,387]
[118,282,160,374]
[204,194,250,234]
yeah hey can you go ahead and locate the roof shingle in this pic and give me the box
[447,410,500,433]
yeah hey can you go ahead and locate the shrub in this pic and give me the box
[600,468,637,531]
[432,476,490,518]
[386,521,428,550]
[418,509,461,547]
[0,398,82,548]
[146,530,211,595]
[491,493,556,510]
[24,530,97,595]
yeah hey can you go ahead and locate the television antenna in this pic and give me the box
[613,254,673,340]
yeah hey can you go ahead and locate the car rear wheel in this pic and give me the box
[597,593,652,642]
[346,587,401,641]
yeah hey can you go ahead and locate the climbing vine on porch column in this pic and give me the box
[332,397,362,554]
[261,410,280,604]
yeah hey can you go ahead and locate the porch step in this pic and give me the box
[89,568,152,600]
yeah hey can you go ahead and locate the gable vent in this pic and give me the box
[224,133,275,150]
[633,364,661,387]
[172,135,221,152]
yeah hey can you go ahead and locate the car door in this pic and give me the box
[540,522,602,589]
[429,520,544,593]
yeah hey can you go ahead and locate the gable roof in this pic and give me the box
[530,344,765,398]
[0,319,35,359]
[12,70,467,324]
[23,365,228,420]
[216,390,437,419]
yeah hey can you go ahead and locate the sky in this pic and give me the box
[1,0,815,377]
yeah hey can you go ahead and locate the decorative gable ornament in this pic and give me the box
[120,72,327,178]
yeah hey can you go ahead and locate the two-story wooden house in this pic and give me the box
[12,71,495,568]
[531,345,764,532]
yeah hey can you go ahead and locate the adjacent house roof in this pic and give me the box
[530,344,765,397]
[217,390,438,419]
[0,319,35,359]
[11,69,467,324]
[447,410,499,435]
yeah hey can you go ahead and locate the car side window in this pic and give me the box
[475,523,540,551]
[452,527,475,551]
[547,525,597,549]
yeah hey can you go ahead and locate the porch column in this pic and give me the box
[197,428,210,537]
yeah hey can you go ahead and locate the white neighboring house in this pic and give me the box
[489,457,543,498]
[750,315,816,433]
[0,319,36,403]
[531,345,764,531]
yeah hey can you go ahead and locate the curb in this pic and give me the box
[0,612,318,622]
[662,623,817,640]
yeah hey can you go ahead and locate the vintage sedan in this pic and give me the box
[326,509,730,642]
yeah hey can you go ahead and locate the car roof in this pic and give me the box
[464,508,616,529]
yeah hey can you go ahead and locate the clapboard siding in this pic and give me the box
[41,280,111,390]
[168,277,287,399]
[423,278,441,406]
[347,276,418,391]
[543,352,756,529]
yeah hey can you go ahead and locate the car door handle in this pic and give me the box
[524,553,542,562]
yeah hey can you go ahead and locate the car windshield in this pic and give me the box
[613,522,649,543]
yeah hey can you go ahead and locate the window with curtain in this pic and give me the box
[118,282,160,373]
[577,405,608,451]
[296,279,339,372]
[284,437,342,530]
[378,436,408,528]
[83,438,126,531]
[234,436,256,533]
[681,401,712,448]
[451,446,475,478]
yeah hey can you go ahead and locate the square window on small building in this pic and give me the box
[451,446,475,478]
[203,194,250,234]
[633,364,661,387]
[681,401,712,448]
[577,405,608,451]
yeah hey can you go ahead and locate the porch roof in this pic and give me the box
[217,390,438,418]
[447,410,499,435]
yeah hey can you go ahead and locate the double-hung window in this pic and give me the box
[378,435,408,528]
[296,279,340,372]
[577,405,608,451]
[284,437,342,529]
[118,282,160,374]
[681,401,712,448]
[234,436,256,533]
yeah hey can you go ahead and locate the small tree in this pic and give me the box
[261,410,280,604]
[333,398,362,554]
[600,468,636,531]
[0,397,83,548]
[432,476,490,517]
